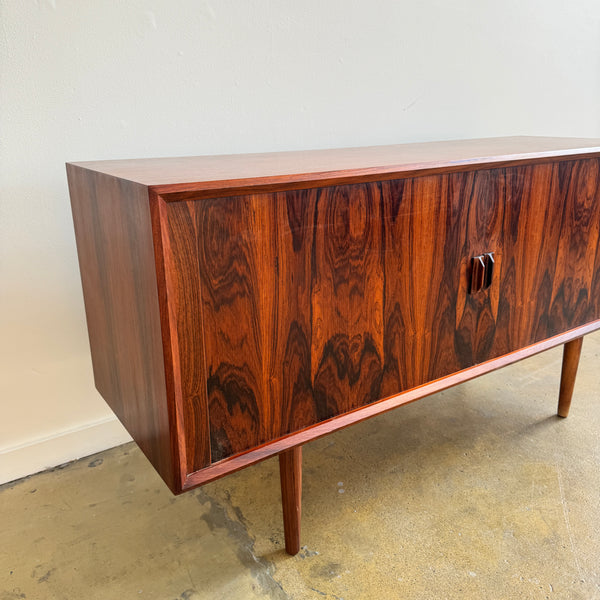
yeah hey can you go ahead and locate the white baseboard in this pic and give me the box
[0,417,133,486]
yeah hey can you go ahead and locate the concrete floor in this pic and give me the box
[1,332,599,600]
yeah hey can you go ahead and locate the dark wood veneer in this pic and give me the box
[180,319,600,491]
[162,160,600,466]
[67,137,600,553]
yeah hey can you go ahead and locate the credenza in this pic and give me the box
[67,137,600,554]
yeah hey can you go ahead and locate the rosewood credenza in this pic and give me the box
[67,137,600,554]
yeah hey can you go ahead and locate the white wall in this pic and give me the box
[1,0,599,485]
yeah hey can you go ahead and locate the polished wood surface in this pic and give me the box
[557,337,584,417]
[279,447,302,556]
[68,137,600,552]
[161,159,600,466]
[67,167,180,491]
[152,193,211,475]
[69,137,600,197]
[181,320,599,490]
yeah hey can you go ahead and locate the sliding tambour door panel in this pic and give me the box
[547,159,600,330]
[380,169,505,396]
[189,186,387,461]
[380,159,600,398]
[497,159,600,351]
[168,176,507,464]
[195,195,277,462]
[162,200,211,473]
[163,160,600,467]
[590,162,600,306]
[166,176,505,464]
[304,184,385,422]
[267,189,318,436]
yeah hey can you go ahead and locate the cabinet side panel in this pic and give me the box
[67,166,178,492]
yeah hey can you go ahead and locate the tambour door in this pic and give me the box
[161,158,600,473]
[382,158,600,395]
[496,158,600,351]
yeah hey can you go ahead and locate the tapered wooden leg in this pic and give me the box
[557,337,584,418]
[279,446,302,555]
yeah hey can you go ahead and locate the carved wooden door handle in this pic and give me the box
[469,252,495,294]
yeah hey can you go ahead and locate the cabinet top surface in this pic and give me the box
[68,136,600,191]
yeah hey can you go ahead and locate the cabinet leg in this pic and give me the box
[557,337,583,418]
[279,446,302,555]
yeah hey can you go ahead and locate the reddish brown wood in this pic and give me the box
[181,319,600,490]
[161,159,599,464]
[67,166,181,492]
[279,446,302,555]
[153,194,211,473]
[557,337,584,417]
[67,138,600,508]
[69,136,600,197]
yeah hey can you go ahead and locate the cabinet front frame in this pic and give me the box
[150,157,600,492]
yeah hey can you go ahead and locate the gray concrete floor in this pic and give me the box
[1,332,599,600]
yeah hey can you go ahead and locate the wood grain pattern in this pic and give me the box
[156,197,211,472]
[197,195,277,462]
[160,158,600,466]
[67,167,180,492]
[181,320,600,490]
[380,169,503,394]
[499,160,600,349]
[67,139,600,498]
[69,137,600,197]
[310,184,384,420]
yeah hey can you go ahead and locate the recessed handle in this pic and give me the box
[483,252,495,290]
[469,252,495,295]
[469,255,486,294]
